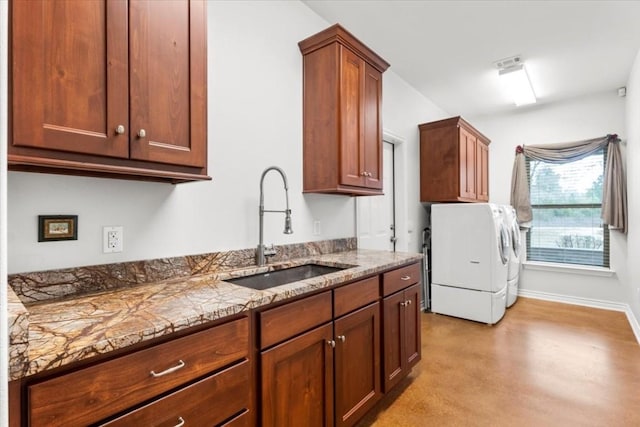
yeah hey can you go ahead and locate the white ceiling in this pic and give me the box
[303,0,640,118]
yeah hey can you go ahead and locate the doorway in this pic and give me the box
[356,141,397,251]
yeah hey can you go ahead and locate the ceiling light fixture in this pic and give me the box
[495,55,536,106]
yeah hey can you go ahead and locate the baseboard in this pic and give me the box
[518,289,640,345]
[625,306,640,345]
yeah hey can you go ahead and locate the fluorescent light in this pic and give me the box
[499,64,536,106]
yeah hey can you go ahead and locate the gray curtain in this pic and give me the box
[510,134,626,233]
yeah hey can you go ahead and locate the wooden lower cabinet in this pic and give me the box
[260,277,387,427]
[261,323,335,427]
[382,283,421,392]
[334,302,381,427]
[16,264,422,427]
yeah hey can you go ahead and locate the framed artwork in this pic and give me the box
[38,215,78,242]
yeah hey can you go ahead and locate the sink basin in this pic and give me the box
[227,264,347,290]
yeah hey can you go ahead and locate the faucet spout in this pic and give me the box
[257,166,293,266]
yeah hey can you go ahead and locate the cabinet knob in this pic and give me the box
[406,299,412,306]
[361,172,367,177]
[337,335,346,343]
[400,301,407,307]
[327,339,336,348]
[137,129,147,138]
[367,172,373,177]
[115,125,125,135]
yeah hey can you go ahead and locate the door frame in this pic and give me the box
[354,129,407,252]
[382,129,408,252]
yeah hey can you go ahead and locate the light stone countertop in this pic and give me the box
[9,249,423,380]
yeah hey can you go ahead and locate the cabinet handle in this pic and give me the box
[137,129,147,138]
[115,125,125,135]
[337,335,346,343]
[150,359,185,378]
[173,417,185,427]
[327,340,336,348]
[400,275,411,281]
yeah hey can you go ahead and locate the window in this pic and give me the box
[526,148,609,268]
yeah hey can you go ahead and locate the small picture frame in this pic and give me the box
[38,215,78,242]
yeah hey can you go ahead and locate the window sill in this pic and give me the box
[522,261,615,277]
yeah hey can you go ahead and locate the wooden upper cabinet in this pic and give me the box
[10,0,208,183]
[299,24,389,196]
[419,116,490,203]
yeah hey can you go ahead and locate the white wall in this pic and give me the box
[7,1,445,274]
[471,92,628,304]
[382,72,448,253]
[625,49,640,321]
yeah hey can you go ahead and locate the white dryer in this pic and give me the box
[430,203,509,324]
[501,205,522,307]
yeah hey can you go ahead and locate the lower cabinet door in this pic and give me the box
[334,302,381,427]
[100,360,250,427]
[261,323,334,427]
[382,290,405,392]
[404,284,422,370]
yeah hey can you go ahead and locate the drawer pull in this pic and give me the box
[173,417,185,427]
[150,360,185,378]
[400,275,412,281]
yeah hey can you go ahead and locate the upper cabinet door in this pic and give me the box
[129,0,207,167]
[476,141,490,201]
[458,127,477,200]
[362,62,383,190]
[12,0,129,158]
[339,47,366,188]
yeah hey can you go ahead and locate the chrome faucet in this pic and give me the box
[257,166,293,266]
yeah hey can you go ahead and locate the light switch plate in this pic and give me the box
[103,226,123,253]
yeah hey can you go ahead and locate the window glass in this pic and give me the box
[526,149,609,267]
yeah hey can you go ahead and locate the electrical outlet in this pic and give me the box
[313,220,321,236]
[103,226,123,253]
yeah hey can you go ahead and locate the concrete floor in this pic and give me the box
[357,297,640,426]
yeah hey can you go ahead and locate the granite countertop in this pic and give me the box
[8,249,422,380]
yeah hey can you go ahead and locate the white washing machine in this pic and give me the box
[431,203,509,324]
[501,205,522,308]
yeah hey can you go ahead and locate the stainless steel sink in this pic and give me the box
[227,264,347,290]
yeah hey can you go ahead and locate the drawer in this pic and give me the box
[334,276,379,317]
[29,316,249,427]
[260,291,332,349]
[101,360,251,426]
[382,262,421,296]
[220,409,251,427]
